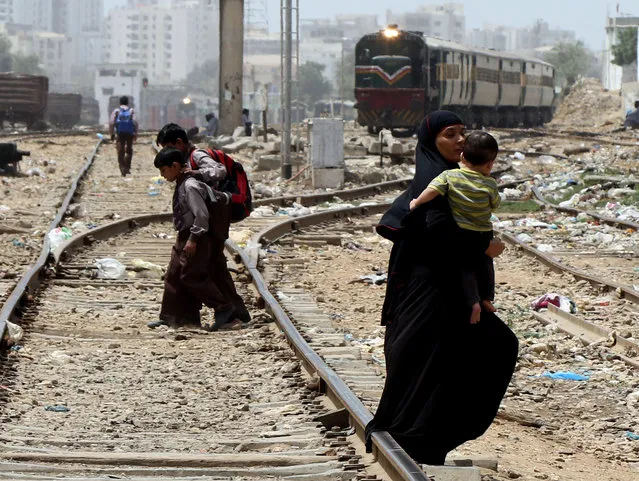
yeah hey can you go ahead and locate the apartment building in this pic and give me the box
[386,3,466,43]
[0,0,12,24]
[104,0,217,84]
[0,23,71,84]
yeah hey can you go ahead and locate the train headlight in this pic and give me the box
[383,26,399,38]
[182,97,192,105]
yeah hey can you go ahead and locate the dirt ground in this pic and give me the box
[265,223,639,481]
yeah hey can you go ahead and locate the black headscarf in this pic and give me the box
[376,110,463,241]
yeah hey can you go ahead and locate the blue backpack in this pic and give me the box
[115,107,135,135]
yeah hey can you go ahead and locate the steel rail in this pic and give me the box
[50,203,434,481]
[497,229,639,304]
[0,138,103,345]
[532,186,639,231]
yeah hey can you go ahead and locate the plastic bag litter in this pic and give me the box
[47,227,72,252]
[3,321,24,345]
[512,152,525,160]
[530,293,576,313]
[537,244,554,253]
[559,193,580,208]
[229,229,253,247]
[25,167,45,178]
[516,233,534,243]
[540,371,589,381]
[94,258,126,279]
[131,259,164,279]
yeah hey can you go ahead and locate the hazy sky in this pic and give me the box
[104,0,637,51]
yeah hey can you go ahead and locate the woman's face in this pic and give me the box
[435,124,466,163]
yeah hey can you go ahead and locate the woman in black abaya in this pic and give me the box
[365,111,519,465]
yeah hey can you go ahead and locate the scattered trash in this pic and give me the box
[95,258,127,279]
[148,187,160,197]
[512,152,526,160]
[44,405,70,413]
[537,244,554,253]
[96,133,104,140]
[516,233,534,243]
[153,232,172,239]
[540,371,589,381]
[67,203,87,219]
[130,259,164,279]
[353,273,387,285]
[47,227,73,252]
[229,229,253,247]
[3,321,24,345]
[25,167,45,178]
[530,293,576,314]
[12,239,25,247]
[625,431,639,441]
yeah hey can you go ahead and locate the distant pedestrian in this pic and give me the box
[204,112,218,137]
[242,108,252,136]
[109,96,138,176]
[624,100,639,129]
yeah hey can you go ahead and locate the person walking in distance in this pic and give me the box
[109,96,138,176]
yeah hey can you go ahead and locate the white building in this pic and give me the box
[52,0,104,73]
[603,15,639,91]
[0,0,12,24]
[386,3,465,43]
[94,63,145,125]
[13,0,53,31]
[0,23,71,84]
[104,0,217,85]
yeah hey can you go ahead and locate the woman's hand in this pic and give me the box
[184,239,197,258]
[485,238,505,258]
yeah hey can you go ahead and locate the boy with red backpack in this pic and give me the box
[108,96,138,177]
[150,123,251,331]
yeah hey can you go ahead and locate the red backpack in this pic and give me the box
[189,149,252,223]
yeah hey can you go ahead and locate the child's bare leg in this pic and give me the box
[470,302,481,324]
[482,300,497,312]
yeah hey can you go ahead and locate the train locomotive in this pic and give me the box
[354,26,555,132]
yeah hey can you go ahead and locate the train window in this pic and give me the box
[510,61,514,67]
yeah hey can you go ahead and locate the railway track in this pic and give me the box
[0,146,450,480]
[3,127,639,480]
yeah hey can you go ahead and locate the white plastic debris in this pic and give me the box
[94,258,126,279]
[537,244,554,253]
[516,233,534,243]
[5,321,24,345]
[46,227,73,252]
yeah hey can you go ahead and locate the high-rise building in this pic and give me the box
[0,0,13,24]
[386,3,465,43]
[51,0,104,73]
[104,0,218,84]
[12,0,53,30]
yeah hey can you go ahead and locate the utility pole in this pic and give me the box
[280,0,292,179]
[218,0,244,135]
[340,38,345,119]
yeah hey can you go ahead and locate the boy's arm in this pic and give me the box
[191,150,227,185]
[185,180,210,242]
[489,181,501,210]
[410,187,441,210]
[410,172,448,210]
[108,109,117,136]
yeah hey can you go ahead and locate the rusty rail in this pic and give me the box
[0,139,103,345]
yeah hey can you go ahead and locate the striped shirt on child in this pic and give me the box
[428,168,501,232]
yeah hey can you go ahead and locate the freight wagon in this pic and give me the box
[46,93,82,128]
[355,26,555,132]
[0,73,48,129]
[80,97,100,126]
